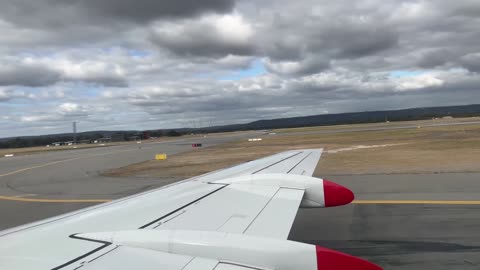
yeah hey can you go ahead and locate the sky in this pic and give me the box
[1,0,480,137]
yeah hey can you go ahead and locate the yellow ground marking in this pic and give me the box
[0,149,137,178]
[155,153,167,160]
[353,200,480,205]
[0,195,111,203]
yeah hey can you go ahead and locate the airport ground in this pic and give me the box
[1,118,480,269]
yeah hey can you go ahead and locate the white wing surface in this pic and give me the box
[0,149,380,270]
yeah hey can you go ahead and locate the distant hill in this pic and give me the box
[244,104,480,130]
[2,103,480,148]
[197,104,480,132]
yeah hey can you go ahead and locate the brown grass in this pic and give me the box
[274,116,480,134]
[105,122,480,178]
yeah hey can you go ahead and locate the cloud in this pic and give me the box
[2,0,480,137]
[460,53,480,72]
[395,73,444,91]
[0,87,34,102]
[264,56,330,76]
[75,0,236,23]
[0,53,129,87]
[0,63,60,87]
[0,0,236,28]
[58,103,89,116]
[20,115,58,123]
[149,13,254,57]
[55,59,128,87]
[215,55,254,69]
[0,88,12,101]
[310,18,399,59]
[417,49,457,68]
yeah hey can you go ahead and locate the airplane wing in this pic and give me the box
[0,149,381,270]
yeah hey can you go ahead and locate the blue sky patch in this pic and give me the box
[127,49,150,57]
[219,59,266,80]
[390,70,426,78]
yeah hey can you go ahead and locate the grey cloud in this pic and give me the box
[260,37,304,61]
[310,20,399,59]
[4,0,480,138]
[73,0,235,23]
[0,65,60,87]
[0,89,13,101]
[150,33,253,57]
[0,0,235,28]
[0,88,34,102]
[438,0,480,18]
[214,55,254,69]
[331,29,398,59]
[459,54,480,72]
[227,2,399,79]
[4,69,480,138]
[117,72,474,124]
[71,76,128,88]
[149,18,254,57]
[417,49,457,68]
[265,56,330,76]
[0,62,127,87]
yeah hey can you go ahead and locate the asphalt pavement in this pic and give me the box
[289,173,480,270]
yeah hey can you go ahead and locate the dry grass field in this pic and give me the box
[274,116,480,134]
[105,119,480,178]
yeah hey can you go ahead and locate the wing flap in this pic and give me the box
[156,184,280,233]
[83,247,263,270]
[183,257,219,270]
[81,246,193,270]
[215,263,265,270]
[245,188,305,239]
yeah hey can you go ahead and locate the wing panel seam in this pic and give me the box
[251,152,302,174]
[242,188,280,234]
[286,152,312,174]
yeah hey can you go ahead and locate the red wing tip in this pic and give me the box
[323,179,354,207]
[316,246,383,270]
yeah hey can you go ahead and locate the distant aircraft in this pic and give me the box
[0,149,381,270]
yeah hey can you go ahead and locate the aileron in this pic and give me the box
[245,188,305,239]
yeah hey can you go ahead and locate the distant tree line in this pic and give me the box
[0,129,184,149]
[149,129,182,137]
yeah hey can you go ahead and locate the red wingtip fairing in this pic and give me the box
[323,179,354,207]
[316,246,383,270]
